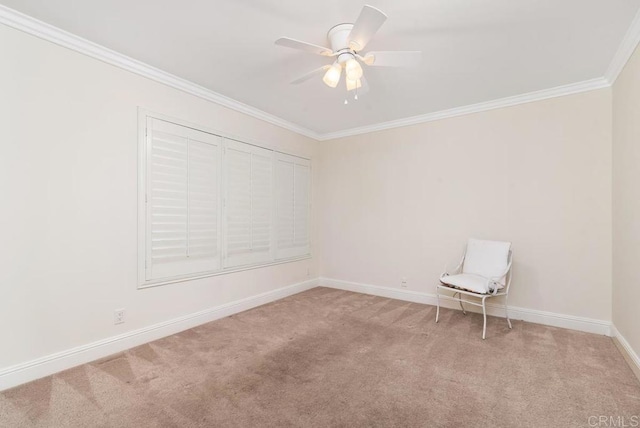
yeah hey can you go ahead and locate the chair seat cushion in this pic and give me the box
[440,273,504,294]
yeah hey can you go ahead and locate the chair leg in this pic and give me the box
[482,297,487,340]
[435,287,440,323]
[505,294,512,329]
[457,292,467,315]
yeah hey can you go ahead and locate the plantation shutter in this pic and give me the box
[146,118,222,280]
[223,140,274,268]
[275,153,311,259]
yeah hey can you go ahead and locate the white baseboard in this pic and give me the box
[320,277,612,336]
[0,278,319,392]
[611,325,640,382]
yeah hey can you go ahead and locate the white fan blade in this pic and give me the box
[347,5,388,51]
[363,51,422,67]
[290,65,331,84]
[275,37,333,56]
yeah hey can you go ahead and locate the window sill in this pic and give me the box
[138,254,312,290]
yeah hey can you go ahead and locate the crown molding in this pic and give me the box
[1,3,637,142]
[604,7,640,85]
[318,77,610,140]
[0,4,322,141]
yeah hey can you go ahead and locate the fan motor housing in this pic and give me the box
[327,23,355,55]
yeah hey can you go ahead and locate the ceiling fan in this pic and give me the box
[275,5,421,98]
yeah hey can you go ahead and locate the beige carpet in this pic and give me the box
[1,287,639,427]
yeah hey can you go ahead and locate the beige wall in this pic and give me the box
[318,89,613,321]
[613,45,640,356]
[0,24,319,370]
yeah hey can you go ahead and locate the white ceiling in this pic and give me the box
[2,0,639,136]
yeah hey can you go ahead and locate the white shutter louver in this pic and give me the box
[275,153,311,259]
[146,118,221,280]
[224,140,273,268]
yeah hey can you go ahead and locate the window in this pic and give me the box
[275,153,311,259]
[223,140,273,268]
[139,114,311,287]
[144,118,222,281]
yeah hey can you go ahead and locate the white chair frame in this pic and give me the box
[435,249,513,339]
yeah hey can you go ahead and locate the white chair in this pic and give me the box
[435,238,513,339]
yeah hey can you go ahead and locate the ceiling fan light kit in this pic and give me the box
[322,63,342,88]
[275,5,422,99]
[345,58,363,81]
[346,77,362,91]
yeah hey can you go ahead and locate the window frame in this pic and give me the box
[137,109,312,289]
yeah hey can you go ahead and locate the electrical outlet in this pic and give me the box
[401,277,408,288]
[114,309,125,325]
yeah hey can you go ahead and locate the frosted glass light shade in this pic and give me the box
[345,58,363,81]
[322,63,342,88]
[346,78,362,91]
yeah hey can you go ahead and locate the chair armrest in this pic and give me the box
[487,260,512,295]
[489,260,512,282]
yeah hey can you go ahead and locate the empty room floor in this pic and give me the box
[1,287,639,427]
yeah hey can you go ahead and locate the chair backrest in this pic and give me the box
[462,238,511,280]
